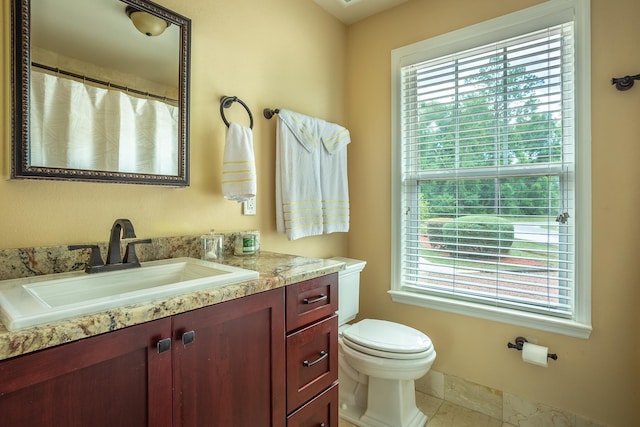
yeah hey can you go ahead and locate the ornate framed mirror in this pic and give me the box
[11,0,191,185]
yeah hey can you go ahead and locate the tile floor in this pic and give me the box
[338,390,507,427]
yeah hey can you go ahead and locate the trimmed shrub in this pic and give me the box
[441,215,514,257]
[426,218,452,248]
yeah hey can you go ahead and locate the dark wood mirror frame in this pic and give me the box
[11,0,191,186]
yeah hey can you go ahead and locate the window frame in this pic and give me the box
[390,0,592,339]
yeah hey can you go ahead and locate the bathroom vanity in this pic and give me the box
[0,252,342,427]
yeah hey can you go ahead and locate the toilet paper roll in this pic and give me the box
[522,342,549,367]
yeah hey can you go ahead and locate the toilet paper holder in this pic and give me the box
[507,337,558,361]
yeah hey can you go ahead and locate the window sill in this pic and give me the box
[388,290,592,339]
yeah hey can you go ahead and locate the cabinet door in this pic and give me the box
[0,318,173,427]
[173,288,286,427]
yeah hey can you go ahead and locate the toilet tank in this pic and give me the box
[330,257,367,326]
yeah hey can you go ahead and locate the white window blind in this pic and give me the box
[398,23,576,318]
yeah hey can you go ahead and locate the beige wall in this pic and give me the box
[0,0,348,258]
[347,0,640,425]
[3,0,640,425]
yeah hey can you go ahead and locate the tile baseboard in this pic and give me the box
[415,370,605,427]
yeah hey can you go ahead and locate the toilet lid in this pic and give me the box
[342,319,433,354]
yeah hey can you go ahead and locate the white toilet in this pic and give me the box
[331,257,436,427]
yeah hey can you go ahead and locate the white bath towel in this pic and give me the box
[222,122,256,202]
[276,109,350,240]
[319,121,350,235]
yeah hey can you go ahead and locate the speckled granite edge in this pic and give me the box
[0,244,344,361]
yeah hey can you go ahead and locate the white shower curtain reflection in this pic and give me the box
[30,71,179,175]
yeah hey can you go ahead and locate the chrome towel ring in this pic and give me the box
[220,96,254,129]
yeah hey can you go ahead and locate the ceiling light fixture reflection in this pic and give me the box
[126,6,169,37]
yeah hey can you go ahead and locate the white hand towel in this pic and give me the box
[222,122,256,202]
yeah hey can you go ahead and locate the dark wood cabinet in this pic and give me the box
[172,287,286,427]
[0,317,173,427]
[0,274,338,427]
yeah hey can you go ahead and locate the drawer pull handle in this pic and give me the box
[156,337,172,354]
[303,350,328,367]
[303,294,327,305]
[182,330,196,346]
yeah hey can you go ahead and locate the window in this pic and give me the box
[390,0,591,338]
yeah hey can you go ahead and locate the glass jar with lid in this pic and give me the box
[201,230,224,261]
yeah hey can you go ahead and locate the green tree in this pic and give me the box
[415,52,562,219]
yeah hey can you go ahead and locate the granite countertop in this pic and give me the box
[0,251,344,362]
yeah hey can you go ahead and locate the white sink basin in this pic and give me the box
[0,257,259,331]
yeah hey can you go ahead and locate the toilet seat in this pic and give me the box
[342,337,434,360]
[342,319,434,360]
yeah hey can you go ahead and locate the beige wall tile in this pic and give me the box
[416,369,445,399]
[445,375,503,420]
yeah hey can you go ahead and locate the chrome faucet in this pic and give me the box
[69,218,151,273]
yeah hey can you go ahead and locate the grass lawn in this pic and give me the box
[420,238,558,270]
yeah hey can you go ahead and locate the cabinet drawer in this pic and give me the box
[286,314,338,413]
[286,273,338,332]
[287,382,338,427]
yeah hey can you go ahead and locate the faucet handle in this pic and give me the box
[123,239,152,265]
[68,244,104,271]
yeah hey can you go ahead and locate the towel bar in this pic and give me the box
[263,108,280,119]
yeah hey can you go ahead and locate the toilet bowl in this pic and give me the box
[330,258,436,427]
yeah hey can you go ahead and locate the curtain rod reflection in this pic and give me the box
[31,62,178,104]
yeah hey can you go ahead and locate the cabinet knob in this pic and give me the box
[182,330,196,346]
[303,294,327,305]
[157,337,172,354]
[303,350,328,367]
